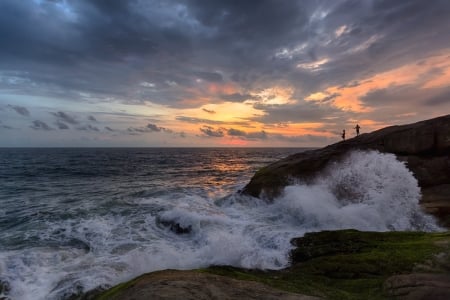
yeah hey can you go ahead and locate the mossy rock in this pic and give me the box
[92,230,450,300]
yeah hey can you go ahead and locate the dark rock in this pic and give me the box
[383,273,450,300]
[242,115,450,226]
[156,216,193,234]
[0,279,10,300]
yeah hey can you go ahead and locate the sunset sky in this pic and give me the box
[1,0,450,147]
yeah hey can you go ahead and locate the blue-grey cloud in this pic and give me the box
[8,104,30,116]
[30,120,52,131]
[127,123,174,134]
[146,123,161,132]
[0,120,13,129]
[50,111,79,125]
[77,124,99,132]
[88,115,97,122]
[56,121,70,130]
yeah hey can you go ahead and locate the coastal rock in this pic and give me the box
[96,270,321,300]
[242,115,450,226]
[383,273,450,300]
[95,230,450,300]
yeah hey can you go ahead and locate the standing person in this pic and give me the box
[341,129,346,140]
[355,124,360,136]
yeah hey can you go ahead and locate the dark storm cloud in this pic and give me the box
[88,115,97,122]
[8,105,30,116]
[199,126,224,137]
[50,111,79,125]
[30,120,52,131]
[1,0,449,114]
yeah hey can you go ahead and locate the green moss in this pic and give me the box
[94,275,143,300]
[203,230,450,300]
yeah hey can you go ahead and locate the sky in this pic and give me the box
[1,0,450,147]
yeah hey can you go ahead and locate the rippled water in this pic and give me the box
[0,148,305,299]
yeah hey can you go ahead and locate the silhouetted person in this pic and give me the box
[355,124,360,136]
[341,129,346,140]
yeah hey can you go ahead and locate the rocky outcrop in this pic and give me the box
[242,115,450,226]
[94,270,321,300]
[92,230,450,300]
[383,273,450,300]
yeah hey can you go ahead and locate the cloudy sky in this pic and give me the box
[1,0,449,147]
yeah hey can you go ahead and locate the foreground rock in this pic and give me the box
[93,270,320,300]
[242,114,450,226]
[91,230,450,300]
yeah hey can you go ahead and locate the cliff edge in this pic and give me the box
[242,115,450,226]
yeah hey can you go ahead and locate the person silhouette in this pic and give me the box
[341,129,346,140]
[355,124,360,136]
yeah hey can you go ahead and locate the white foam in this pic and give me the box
[0,150,441,299]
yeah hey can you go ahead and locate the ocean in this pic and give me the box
[0,148,441,300]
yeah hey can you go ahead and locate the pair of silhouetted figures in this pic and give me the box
[341,124,360,140]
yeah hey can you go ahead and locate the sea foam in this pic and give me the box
[0,150,441,300]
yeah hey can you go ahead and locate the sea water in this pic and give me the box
[0,148,441,299]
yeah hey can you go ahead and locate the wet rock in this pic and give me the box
[156,216,192,234]
[242,114,450,226]
[0,279,10,300]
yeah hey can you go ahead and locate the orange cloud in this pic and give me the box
[305,49,450,112]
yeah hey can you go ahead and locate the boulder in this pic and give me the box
[242,115,450,226]
[96,270,321,300]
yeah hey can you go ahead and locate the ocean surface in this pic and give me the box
[0,148,441,300]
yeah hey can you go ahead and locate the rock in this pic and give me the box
[156,216,193,234]
[0,279,10,299]
[95,230,450,300]
[97,270,321,300]
[242,114,450,226]
[383,273,450,300]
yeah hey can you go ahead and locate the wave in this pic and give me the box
[0,150,441,299]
